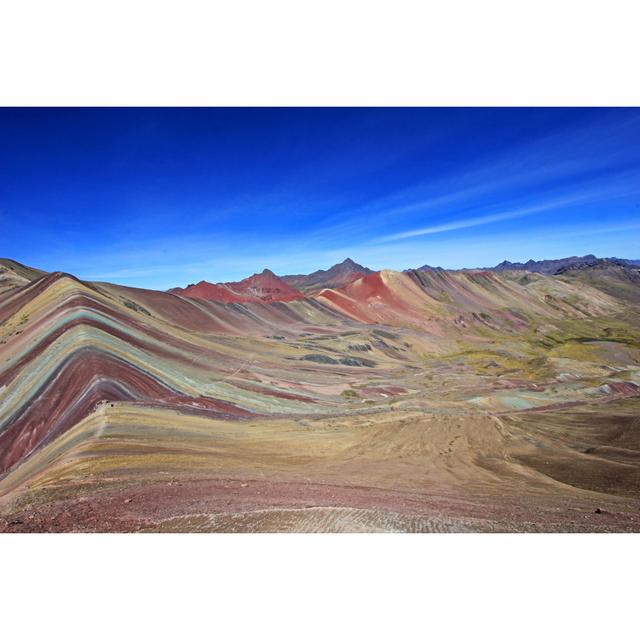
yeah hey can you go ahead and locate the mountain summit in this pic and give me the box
[281,258,373,293]
[225,269,304,302]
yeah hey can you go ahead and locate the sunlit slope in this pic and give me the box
[315,269,622,333]
[2,401,639,532]
[556,264,640,304]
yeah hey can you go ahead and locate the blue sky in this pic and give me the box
[1,107,639,289]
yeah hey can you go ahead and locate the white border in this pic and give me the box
[1,534,638,639]
[0,0,639,106]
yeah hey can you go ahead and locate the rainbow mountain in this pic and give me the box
[1,256,639,532]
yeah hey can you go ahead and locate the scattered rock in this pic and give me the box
[122,298,152,316]
[338,357,376,368]
[372,329,397,340]
[301,354,338,364]
[347,343,372,352]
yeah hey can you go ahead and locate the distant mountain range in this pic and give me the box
[410,255,640,276]
[491,255,640,275]
[167,254,640,303]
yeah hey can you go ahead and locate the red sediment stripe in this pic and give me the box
[0,347,251,474]
[0,299,247,387]
[231,380,317,403]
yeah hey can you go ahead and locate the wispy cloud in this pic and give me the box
[304,112,640,248]
[377,208,535,242]
[373,190,625,243]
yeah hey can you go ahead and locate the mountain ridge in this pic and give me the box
[491,254,640,275]
[281,258,373,294]
[169,268,304,303]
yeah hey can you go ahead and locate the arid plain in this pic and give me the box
[1,256,639,532]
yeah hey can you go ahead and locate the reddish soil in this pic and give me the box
[175,269,304,303]
[2,477,639,533]
[171,281,250,303]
